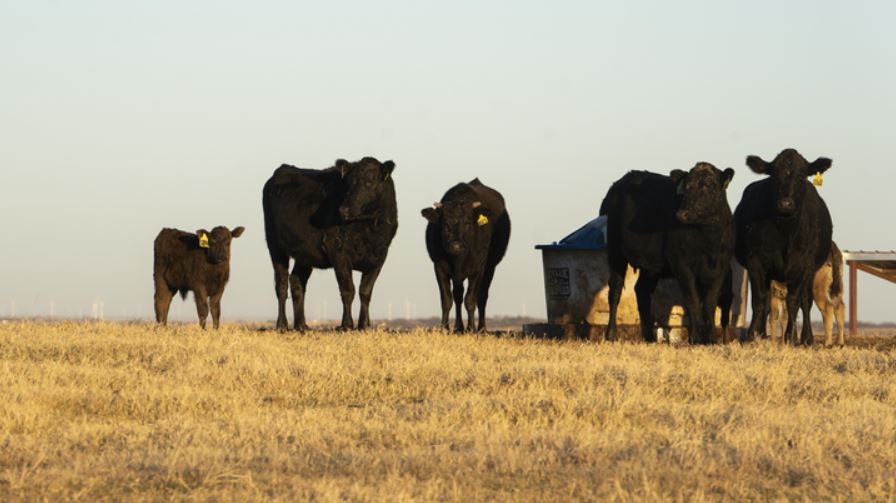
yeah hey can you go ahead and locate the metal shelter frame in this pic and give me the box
[841,250,896,337]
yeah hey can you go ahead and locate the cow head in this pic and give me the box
[421,199,492,258]
[771,281,788,300]
[337,157,396,221]
[746,148,832,216]
[195,226,244,264]
[670,162,735,225]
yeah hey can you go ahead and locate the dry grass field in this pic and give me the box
[1,321,895,502]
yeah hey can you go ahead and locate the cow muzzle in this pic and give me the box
[448,242,464,256]
[677,208,719,225]
[777,198,795,214]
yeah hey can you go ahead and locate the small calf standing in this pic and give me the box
[421,179,510,332]
[153,226,245,329]
[768,281,789,340]
[769,242,846,346]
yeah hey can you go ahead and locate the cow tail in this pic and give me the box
[179,288,189,300]
[829,242,843,299]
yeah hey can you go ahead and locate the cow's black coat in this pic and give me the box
[600,163,735,343]
[421,179,510,332]
[153,226,244,329]
[263,157,397,330]
[733,148,833,345]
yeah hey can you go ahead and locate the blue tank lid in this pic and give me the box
[535,215,607,251]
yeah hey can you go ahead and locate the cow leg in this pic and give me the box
[799,280,814,346]
[746,264,769,342]
[210,291,223,330]
[154,281,174,327]
[835,299,846,346]
[464,272,483,333]
[476,265,497,332]
[777,302,786,341]
[700,298,716,345]
[820,298,834,347]
[769,296,783,341]
[452,278,466,333]
[678,273,707,345]
[605,255,627,342]
[290,264,313,331]
[718,271,733,344]
[634,274,659,343]
[783,282,802,346]
[270,253,291,331]
[701,278,726,345]
[194,286,210,330]
[357,265,383,330]
[333,263,355,330]
[605,270,624,342]
[434,263,453,330]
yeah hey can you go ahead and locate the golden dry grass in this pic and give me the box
[1,321,895,502]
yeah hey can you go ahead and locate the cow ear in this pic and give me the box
[421,207,440,222]
[231,226,245,238]
[670,170,687,195]
[720,168,735,189]
[381,160,395,181]
[335,159,349,178]
[746,155,770,174]
[808,157,832,175]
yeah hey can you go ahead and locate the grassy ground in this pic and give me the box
[1,321,894,502]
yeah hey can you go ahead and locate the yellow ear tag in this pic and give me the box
[199,233,210,248]
[477,214,489,226]
[812,172,823,187]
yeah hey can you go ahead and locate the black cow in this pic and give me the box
[734,148,833,345]
[153,226,245,329]
[263,157,397,331]
[601,163,735,344]
[421,179,510,332]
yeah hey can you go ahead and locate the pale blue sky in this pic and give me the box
[2,1,894,322]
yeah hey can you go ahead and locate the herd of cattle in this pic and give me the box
[152,148,843,346]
